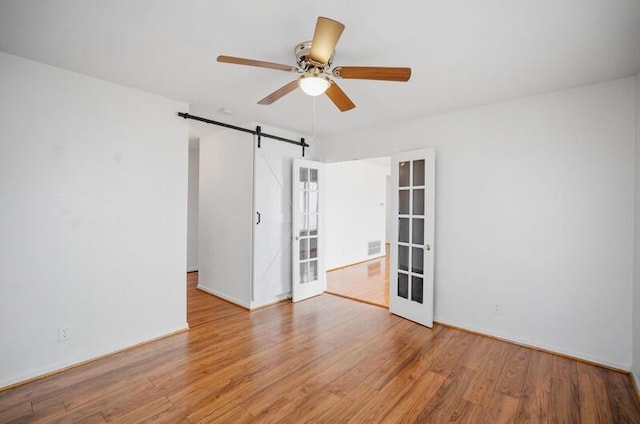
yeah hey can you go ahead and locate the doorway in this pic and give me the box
[326,244,390,307]
[186,139,200,325]
[324,157,391,308]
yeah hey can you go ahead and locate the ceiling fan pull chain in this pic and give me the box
[312,95,317,141]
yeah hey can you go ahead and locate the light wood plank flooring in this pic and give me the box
[1,272,639,423]
[326,247,390,308]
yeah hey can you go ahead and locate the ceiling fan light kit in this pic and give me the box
[299,72,330,96]
[217,16,412,112]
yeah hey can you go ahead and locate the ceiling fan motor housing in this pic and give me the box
[295,41,333,71]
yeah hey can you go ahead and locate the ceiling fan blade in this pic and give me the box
[309,17,345,64]
[332,66,412,82]
[257,80,299,105]
[325,81,355,112]
[217,55,298,72]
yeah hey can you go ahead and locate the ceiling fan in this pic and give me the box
[217,17,412,112]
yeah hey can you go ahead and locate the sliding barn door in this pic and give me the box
[291,159,325,302]
[389,149,435,327]
[252,137,301,307]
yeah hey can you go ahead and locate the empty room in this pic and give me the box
[1,1,640,422]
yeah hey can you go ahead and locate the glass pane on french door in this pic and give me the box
[298,166,319,285]
[397,159,425,305]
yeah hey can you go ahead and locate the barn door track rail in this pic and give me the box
[178,112,308,157]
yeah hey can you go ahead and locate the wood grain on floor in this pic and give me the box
[1,272,639,423]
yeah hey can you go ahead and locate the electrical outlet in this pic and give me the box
[58,327,70,342]
[493,302,502,315]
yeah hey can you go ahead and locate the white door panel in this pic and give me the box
[389,149,435,327]
[252,138,300,307]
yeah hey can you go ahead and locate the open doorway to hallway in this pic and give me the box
[326,244,390,307]
[186,138,200,324]
[324,157,391,308]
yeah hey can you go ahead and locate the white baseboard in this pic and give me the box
[0,323,189,390]
[197,284,251,309]
[250,293,290,310]
[196,285,288,310]
[434,316,630,372]
[327,253,387,272]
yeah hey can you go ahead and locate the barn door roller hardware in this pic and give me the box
[178,112,308,157]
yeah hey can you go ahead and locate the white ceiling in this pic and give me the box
[1,1,639,139]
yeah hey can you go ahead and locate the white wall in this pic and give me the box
[633,72,640,387]
[0,52,189,388]
[322,77,636,369]
[198,129,253,308]
[187,146,199,272]
[325,160,390,270]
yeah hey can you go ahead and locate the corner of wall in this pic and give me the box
[633,71,640,386]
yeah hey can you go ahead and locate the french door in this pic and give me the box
[291,159,325,302]
[389,149,435,327]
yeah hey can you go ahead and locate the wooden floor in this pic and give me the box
[326,247,390,308]
[2,273,640,423]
